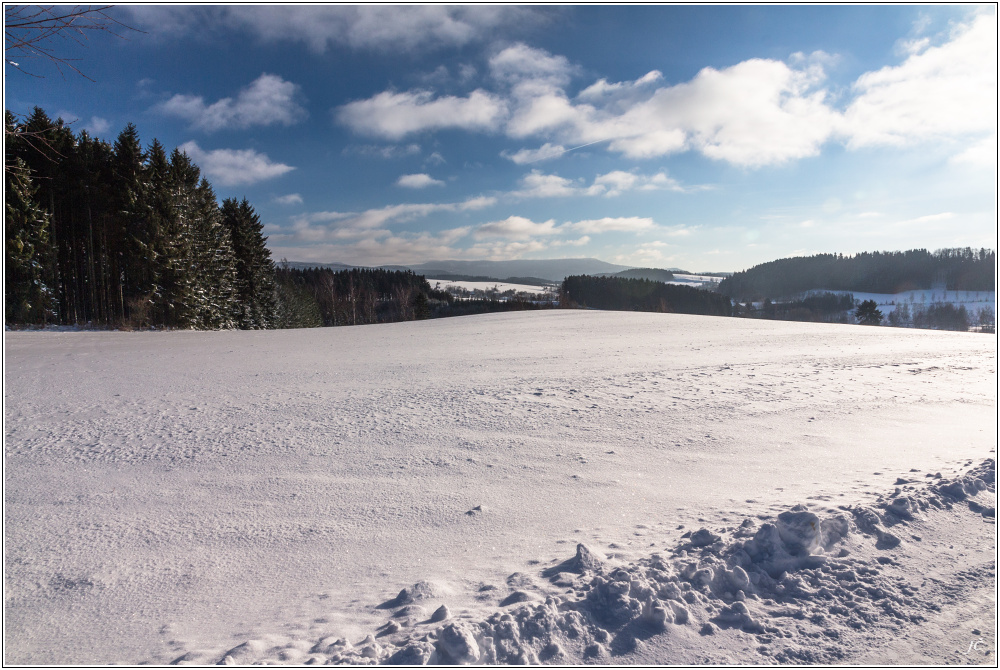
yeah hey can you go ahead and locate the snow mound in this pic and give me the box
[174,459,995,666]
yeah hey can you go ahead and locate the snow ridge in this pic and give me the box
[188,459,995,665]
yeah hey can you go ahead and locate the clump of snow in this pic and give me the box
[200,459,994,666]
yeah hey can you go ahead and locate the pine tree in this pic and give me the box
[112,123,152,321]
[220,198,278,328]
[189,179,238,329]
[5,156,54,324]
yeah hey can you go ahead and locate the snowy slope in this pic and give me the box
[3,311,996,665]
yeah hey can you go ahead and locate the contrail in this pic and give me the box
[523,138,613,164]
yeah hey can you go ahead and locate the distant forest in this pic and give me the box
[601,268,676,282]
[560,275,732,316]
[275,266,549,328]
[719,249,995,300]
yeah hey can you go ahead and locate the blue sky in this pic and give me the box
[5,5,996,271]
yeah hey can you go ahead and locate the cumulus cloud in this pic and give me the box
[336,89,506,139]
[339,43,839,166]
[330,15,994,171]
[474,216,561,239]
[489,43,576,89]
[274,193,303,205]
[159,73,307,132]
[844,14,997,148]
[511,170,580,198]
[179,141,295,186]
[396,173,445,189]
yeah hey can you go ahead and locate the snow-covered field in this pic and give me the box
[4,311,996,665]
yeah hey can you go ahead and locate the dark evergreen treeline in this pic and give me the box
[560,275,732,316]
[5,107,276,329]
[719,249,996,301]
[275,266,551,327]
[602,267,676,283]
[735,292,856,323]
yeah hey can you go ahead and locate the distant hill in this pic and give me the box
[719,248,995,300]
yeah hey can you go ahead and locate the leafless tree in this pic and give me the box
[5,5,138,80]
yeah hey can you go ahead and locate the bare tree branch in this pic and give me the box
[4,5,141,80]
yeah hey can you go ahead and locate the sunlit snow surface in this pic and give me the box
[4,311,996,664]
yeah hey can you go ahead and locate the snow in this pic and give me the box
[804,288,996,313]
[668,274,725,288]
[3,311,996,665]
[429,279,556,296]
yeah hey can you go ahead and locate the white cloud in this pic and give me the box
[344,143,422,159]
[336,89,507,139]
[179,141,295,186]
[268,227,477,267]
[279,196,496,243]
[126,6,543,53]
[501,142,567,164]
[950,134,998,168]
[469,239,551,259]
[587,170,685,197]
[844,14,997,148]
[512,170,580,198]
[396,173,445,188]
[565,217,656,234]
[159,73,307,132]
[611,241,677,267]
[486,45,841,165]
[489,43,575,89]
[511,169,690,199]
[474,216,561,240]
[274,193,303,205]
[425,152,446,166]
[551,235,591,247]
[332,15,995,169]
[85,116,111,135]
[576,70,663,109]
[339,45,840,166]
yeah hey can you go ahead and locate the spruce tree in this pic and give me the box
[220,197,278,328]
[189,179,238,329]
[5,156,54,324]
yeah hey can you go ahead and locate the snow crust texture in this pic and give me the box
[4,312,995,665]
[193,459,995,666]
